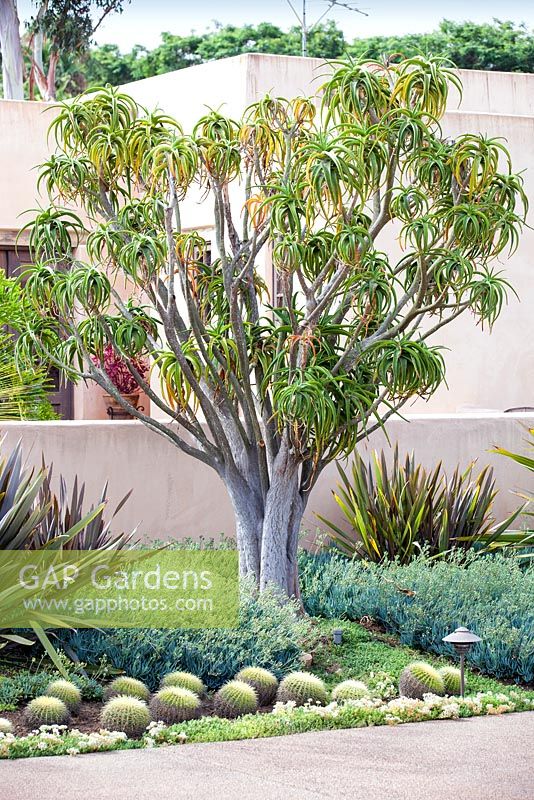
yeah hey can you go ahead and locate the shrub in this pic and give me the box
[91,343,148,395]
[0,718,13,734]
[57,583,308,690]
[100,696,150,738]
[331,680,370,702]
[0,437,134,553]
[161,671,205,696]
[103,676,150,702]
[150,686,201,724]
[213,680,258,719]
[492,433,534,558]
[44,680,81,713]
[0,314,55,422]
[317,448,524,563]
[440,666,462,696]
[276,672,327,706]
[0,670,102,710]
[235,667,278,705]
[24,696,71,727]
[300,551,534,683]
[399,662,444,699]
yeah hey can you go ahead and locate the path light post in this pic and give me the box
[442,627,482,698]
[333,628,343,645]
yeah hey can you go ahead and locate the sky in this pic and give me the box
[16,0,534,52]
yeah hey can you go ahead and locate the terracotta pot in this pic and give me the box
[103,392,142,420]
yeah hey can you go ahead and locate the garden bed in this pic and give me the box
[1,697,276,738]
[1,619,533,759]
[1,690,533,760]
[2,701,104,737]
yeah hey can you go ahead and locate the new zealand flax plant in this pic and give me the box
[318,447,528,563]
[492,429,534,560]
[0,436,136,667]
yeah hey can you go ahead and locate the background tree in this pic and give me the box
[28,0,127,100]
[0,0,125,100]
[348,19,534,73]
[5,16,534,99]
[77,18,534,93]
[20,56,526,596]
[0,0,25,98]
[81,21,346,87]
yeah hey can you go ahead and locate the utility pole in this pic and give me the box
[302,0,307,56]
[286,0,368,58]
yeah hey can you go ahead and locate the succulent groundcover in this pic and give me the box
[2,690,533,760]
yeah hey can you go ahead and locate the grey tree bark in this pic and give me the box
[226,442,308,599]
[0,0,24,100]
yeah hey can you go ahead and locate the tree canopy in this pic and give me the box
[76,18,534,93]
[0,0,125,100]
[19,55,527,595]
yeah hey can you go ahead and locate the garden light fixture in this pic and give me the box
[442,627,482,697]
[333,628,343,645]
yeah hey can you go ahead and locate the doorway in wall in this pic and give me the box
[0,245,74,419]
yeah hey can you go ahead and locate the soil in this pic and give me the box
[358,616,402,647]
[1,698,276,738]
[2,701,104,737]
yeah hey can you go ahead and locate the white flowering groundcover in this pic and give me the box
[1,690,533,760]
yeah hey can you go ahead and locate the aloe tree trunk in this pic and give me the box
[0,0,24,100]
[227,443,308,598]
[259,446,306,596]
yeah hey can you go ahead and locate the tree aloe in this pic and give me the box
[19,56,527,596]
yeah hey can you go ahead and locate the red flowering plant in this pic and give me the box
[91,344,148,395]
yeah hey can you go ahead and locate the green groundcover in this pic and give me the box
[0,550,239,629]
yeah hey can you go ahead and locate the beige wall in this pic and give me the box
[0,414,531,542]
[0,100,53,232]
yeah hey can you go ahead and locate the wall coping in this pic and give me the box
[1,412,534,430]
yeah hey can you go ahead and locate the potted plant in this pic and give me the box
[92,344,148,419]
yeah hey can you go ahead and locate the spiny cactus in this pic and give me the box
[213,680,258,719]
[150,686,201,724]
[276,672,327,707]
[100,696,151,739]
[399,661,445,699]
[332,680,370,703]
[235,667,278,706]
[103,676,150,702]
[0,718,13,734]
[161,671,205,696]
[24,696,71,727]
[44,679,82,713]
[439,666,462,696]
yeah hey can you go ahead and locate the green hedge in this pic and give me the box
[299,552,534,683]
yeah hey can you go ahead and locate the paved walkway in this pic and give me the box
[2,713,533,800]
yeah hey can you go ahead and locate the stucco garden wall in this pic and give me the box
[0,99,54,232]
[1,414,531,542]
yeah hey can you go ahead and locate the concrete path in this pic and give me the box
[2,713,533,800]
